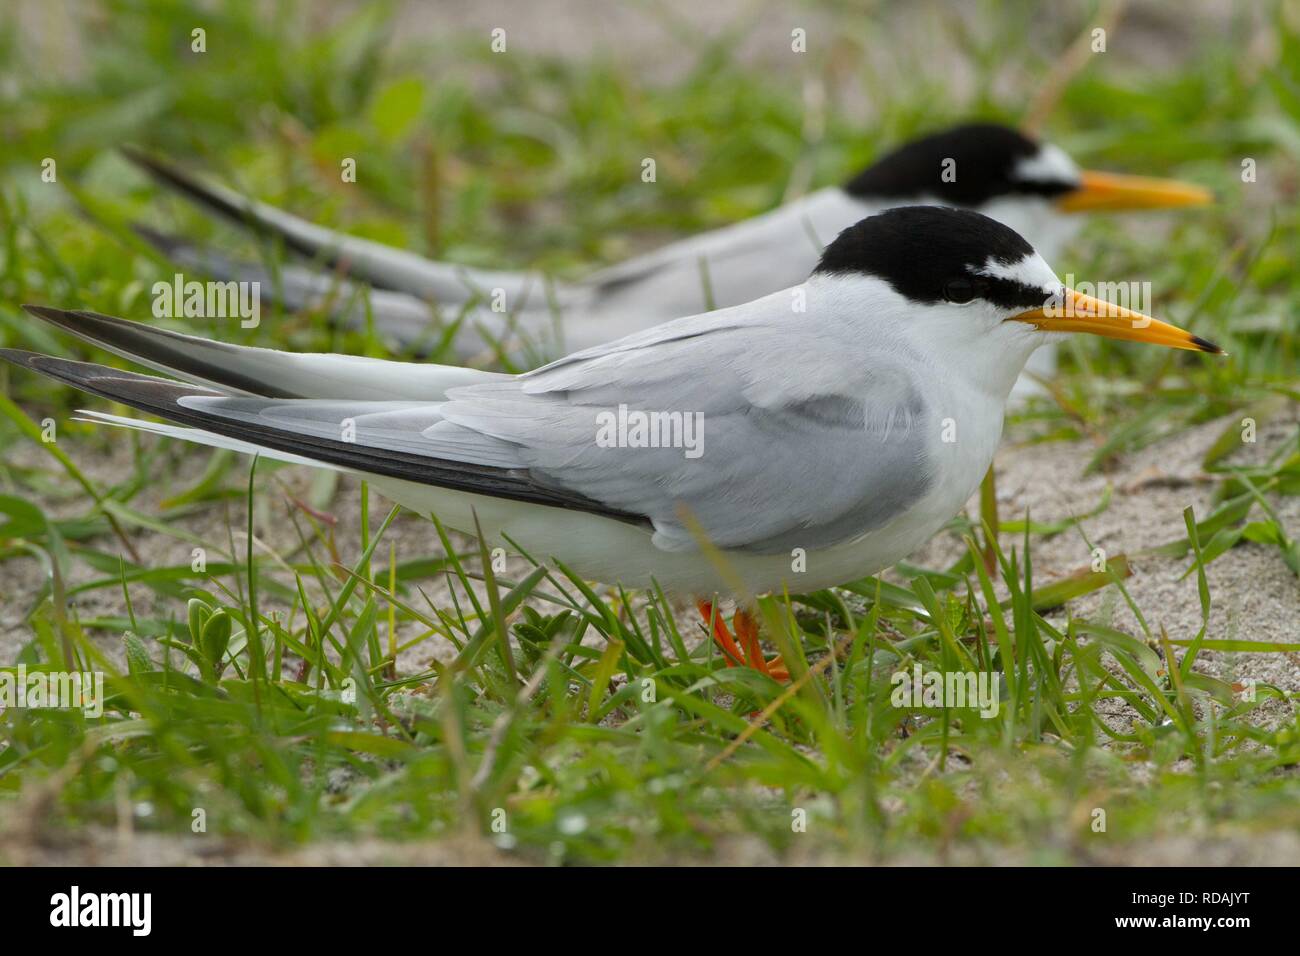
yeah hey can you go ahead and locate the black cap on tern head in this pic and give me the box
[814,206,1049,311]
[844,122,1077,207]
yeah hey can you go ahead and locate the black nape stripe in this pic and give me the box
[844,122,1077,206]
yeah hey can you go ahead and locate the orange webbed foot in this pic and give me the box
[697,603,789,682]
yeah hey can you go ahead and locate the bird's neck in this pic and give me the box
[962,339,1042,403]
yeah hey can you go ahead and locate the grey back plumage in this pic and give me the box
[177,304,935,554]
[437,308,935,554]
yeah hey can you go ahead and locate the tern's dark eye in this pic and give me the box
[943,277,978,304]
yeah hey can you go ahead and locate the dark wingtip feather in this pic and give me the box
[5,349,645,525]
[0,347,44,370]
[119,147,252,226]
[120,146,197,189]
[22,303,73,323]
[22,304,107,342]
[18,304,300,398]
[121,148,331,265]
[130,222,193,257]
[1,348,215,403]
[119,144,152,165]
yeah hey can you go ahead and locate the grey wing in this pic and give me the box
[435,319,936,554]
[161,318,934,554]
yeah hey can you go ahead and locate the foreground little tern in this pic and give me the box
[4,207,1221,678]
[125,123,1211,399]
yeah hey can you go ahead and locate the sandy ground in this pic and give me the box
[928,406,1300,702]
[8,825,1300,866]
[15,0,1271,106]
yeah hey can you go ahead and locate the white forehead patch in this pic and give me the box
[1011,143,1081,186]
[974,253,1061,293]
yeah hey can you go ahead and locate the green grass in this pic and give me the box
[1,0,1299,863]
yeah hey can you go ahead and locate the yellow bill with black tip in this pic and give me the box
[1008,288,1224,354]
[1056,170,1213,213]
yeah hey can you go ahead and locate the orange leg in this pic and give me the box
[697,603,790,681]
[735,610,789,680]
[731,608,769,673]
[697,600,747,668]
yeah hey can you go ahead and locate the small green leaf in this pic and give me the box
[368,75,425,143]
[1242,520,1284,546]
[123,631,153,676]
[199,610,233,676]
[187,598,212,645]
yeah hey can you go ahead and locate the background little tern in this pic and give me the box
[124,123,1211,402]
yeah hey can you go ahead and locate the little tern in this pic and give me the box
[4,207,1222,678]
[124,122,1211,399]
